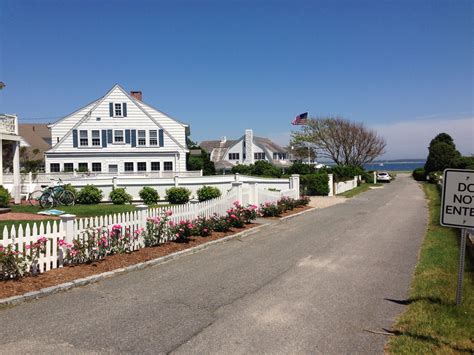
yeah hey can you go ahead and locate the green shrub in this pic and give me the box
[197,186,221,202]
[76,185,103,204]
[301,172,330,196]
[286,162,315,175]
[64,184,77,196]
[0,186,11,207]
[139,187,159,205]
[328,165,364,182]
[109,188,132,205]
[412,168,426,181]
[166,187,191,204]
[210,215,232,232]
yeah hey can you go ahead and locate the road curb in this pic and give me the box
[0,224,269,307]
[280,207,316,221]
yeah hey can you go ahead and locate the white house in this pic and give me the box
[200,129,291,171]
[45,85,189,174]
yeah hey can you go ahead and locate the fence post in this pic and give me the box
[291,174,300,197]
[112,176,117,189]
[373,171,377,185]
[248,182,258,206]
[174,174,179,187]
[328,174,334,197]
[234,173,240,182]
[232,181,243,204]
[136,205,148,229]
[60,214,76,244]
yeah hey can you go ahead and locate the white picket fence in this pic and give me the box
[1,182,297,276]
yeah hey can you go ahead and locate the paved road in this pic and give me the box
[0,175,427,354]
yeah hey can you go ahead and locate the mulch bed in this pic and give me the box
[0,206,313,300]
[0,212,57,221]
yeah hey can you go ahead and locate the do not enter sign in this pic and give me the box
[440,169,474,229]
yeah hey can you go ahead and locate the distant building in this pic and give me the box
[44,84,189,174]
[18,124,51,161]
[200,129,291,172]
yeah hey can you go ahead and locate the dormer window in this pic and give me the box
[114,103,123,117]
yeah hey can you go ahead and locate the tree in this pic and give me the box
[286,142,317,163]
[186,147,216,175]
[291,116,386,166]
[424,133,461,175]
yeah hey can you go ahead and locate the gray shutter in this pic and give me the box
[131,129,136,147]
[159,129,164,147]
[101,130,107,147]
[72,129,78,147]
[123,103,127,117]
[109,103,113,117]
[125,129,131,144]
[107,129,113,143]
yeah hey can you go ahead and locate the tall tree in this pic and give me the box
[424,133,461,174]
[291,116,386,166]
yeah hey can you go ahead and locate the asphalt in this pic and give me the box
[0,175,427,354]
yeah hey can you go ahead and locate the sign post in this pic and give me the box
[440,169,474,305]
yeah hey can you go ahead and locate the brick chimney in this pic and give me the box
[130,90,142,101]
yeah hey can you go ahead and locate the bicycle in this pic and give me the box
[28,178,75,209]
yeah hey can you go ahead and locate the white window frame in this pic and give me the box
[114,103,123,117]
[229,153,240,160]
[92,162,102,172]
[254,152,266,160]
[149,130,158,146]
[151,161,160,171]
[79,130,89,146]
[137,162,147,172]
[91,130,101,146]
[164,161,173,171]
[124,162,134,172]
[50,163,60,172]
[114,130,124,144]
[138,130,146,146]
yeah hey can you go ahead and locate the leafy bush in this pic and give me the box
[210,214,232,232]
[0,186,11,207]
[295,196,311,206]
[231,164,252,175]
[64,184,77,196]
[170,220,194,243]
[139,186,159,205]
[412,168,426,181]
[166,187,191,204]
[231,161,282,177]
[361,171,375,183]
[301,172,329,196]
[144,211,172,246]
[0,236,48,279]
[192,216,213,237]
[197,186,221,202]
[286,162,315,175]
[278,196,297,212]
[109,188,132,205]
[456,156,474,170]
[328,165,364,182]
[76,185,103,205]
[259,202,282,217]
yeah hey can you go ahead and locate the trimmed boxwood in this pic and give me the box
[109,187,132,205]
[196,186,221,202]
[166,187,191,204]
[0,186,11,207]
[76,185,103,205]
[412,168,426,181]
[139,186,159,205]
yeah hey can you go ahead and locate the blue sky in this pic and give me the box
[1,0,472,159]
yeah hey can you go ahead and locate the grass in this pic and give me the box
[338,182,384,198]
[387,183,474,354]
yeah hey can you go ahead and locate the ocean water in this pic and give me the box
[363,161,425,172]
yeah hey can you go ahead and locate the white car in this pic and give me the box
[377,171,392,182]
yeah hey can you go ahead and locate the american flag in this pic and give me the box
[291,112,308,125]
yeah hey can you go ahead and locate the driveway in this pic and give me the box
[0,175,427,354]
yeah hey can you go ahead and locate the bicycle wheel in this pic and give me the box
[39,192,54,209]
[59,190,75,206]
[28,190,44,207]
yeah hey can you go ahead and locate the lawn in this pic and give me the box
[387,183,474,354]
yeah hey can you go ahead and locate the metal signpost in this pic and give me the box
[440,169,474,305]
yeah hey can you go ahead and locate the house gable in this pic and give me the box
[47,84,188,153]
